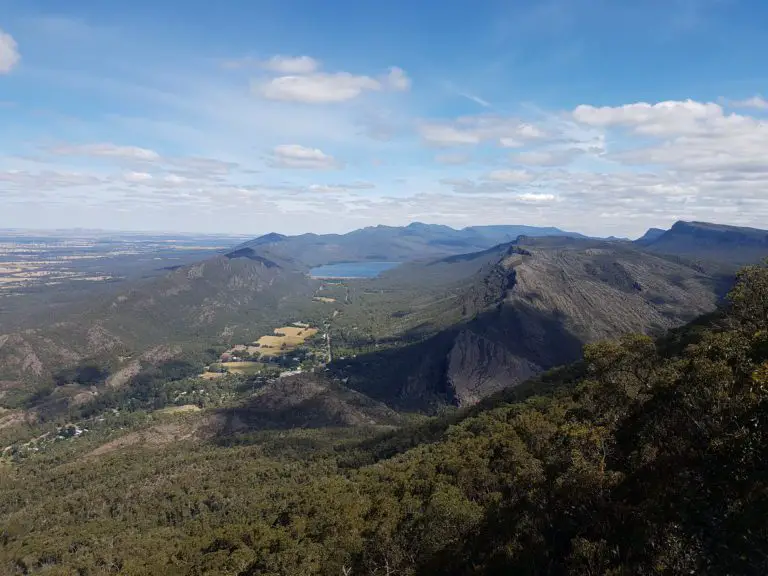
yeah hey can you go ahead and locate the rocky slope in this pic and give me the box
[338,238,725,408]
[0,250,311,398]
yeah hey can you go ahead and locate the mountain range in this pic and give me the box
[635,220,768,265]
[2,218,768,574]
[0,219,765,416]
[232,222,587,267]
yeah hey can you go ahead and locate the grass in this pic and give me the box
[158,404,201,415]
[220,361,265,375]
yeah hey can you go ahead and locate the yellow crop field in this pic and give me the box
[256,335,285,348]
[313,296,336,303]
[252,326,318,355]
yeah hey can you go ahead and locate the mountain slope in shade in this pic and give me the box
[336,237,724,408]
[210,374,403,435]
[641,221,768,264]
[634,227,667,245]
[234,222,587,267]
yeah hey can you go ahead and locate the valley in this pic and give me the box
[0,229,249,330]
[5,5,768,571]
[0,220,766,575]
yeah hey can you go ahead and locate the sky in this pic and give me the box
[1,0,767,238]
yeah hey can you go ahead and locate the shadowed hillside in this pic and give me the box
[333,237,726,408]
[640,220,768,265]
[1,261,766,575]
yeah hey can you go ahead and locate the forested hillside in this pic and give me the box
[1,262,766,575]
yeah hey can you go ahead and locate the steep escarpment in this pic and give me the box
[342,239,724,408]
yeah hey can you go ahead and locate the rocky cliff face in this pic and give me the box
[445,329,539,405]
[364,239,723,408]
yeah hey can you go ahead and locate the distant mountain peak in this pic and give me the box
[639,220,768,265]
[406,221,454,231]
[634,227,667,245]
[252,232,288,244]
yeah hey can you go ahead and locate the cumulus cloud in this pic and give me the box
[418,115,548,147]
[385,67,411,91]
[269,144,340,169]
[255,60,409,103]
[572,100,726,136]
[258,72,382,103]
[517,192,556,203]
[261,55,319,74]
[512,148,587,166]
[0,29,20,74]
[572,99,768,178]
[485,169,535,184]
[729,95,768,110]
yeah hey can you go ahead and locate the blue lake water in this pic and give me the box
[309,261,401,279]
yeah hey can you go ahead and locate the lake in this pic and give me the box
[309,261,401,279]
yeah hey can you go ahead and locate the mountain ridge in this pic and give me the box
[333,237,725,408]
[640,220,768,265]
[233,222,588,267]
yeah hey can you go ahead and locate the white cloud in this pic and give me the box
[517,192,556,203]
[572,99,768,178]
[253,56,409,103]
[485,169,535,184]
[419,124,480,146]
[435,153,471,165]
[512,148,586,166]
[258,72,382,103]
[307,182,375,193]
[572,100,726,136]
[730,95,768,110]
[49,143,161,161]
[6,21,768,238]
[419,115,548,147]
[123,170,153,183]
[0,29,21,74]
[261,55,319,74]
[163,174,187,185]
[270,144,340,169]
[385,67,411,91]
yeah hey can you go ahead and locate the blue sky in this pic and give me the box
[1,0,767,237]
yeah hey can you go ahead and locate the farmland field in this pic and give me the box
[219,361,265,375]
[255,326,319,355]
